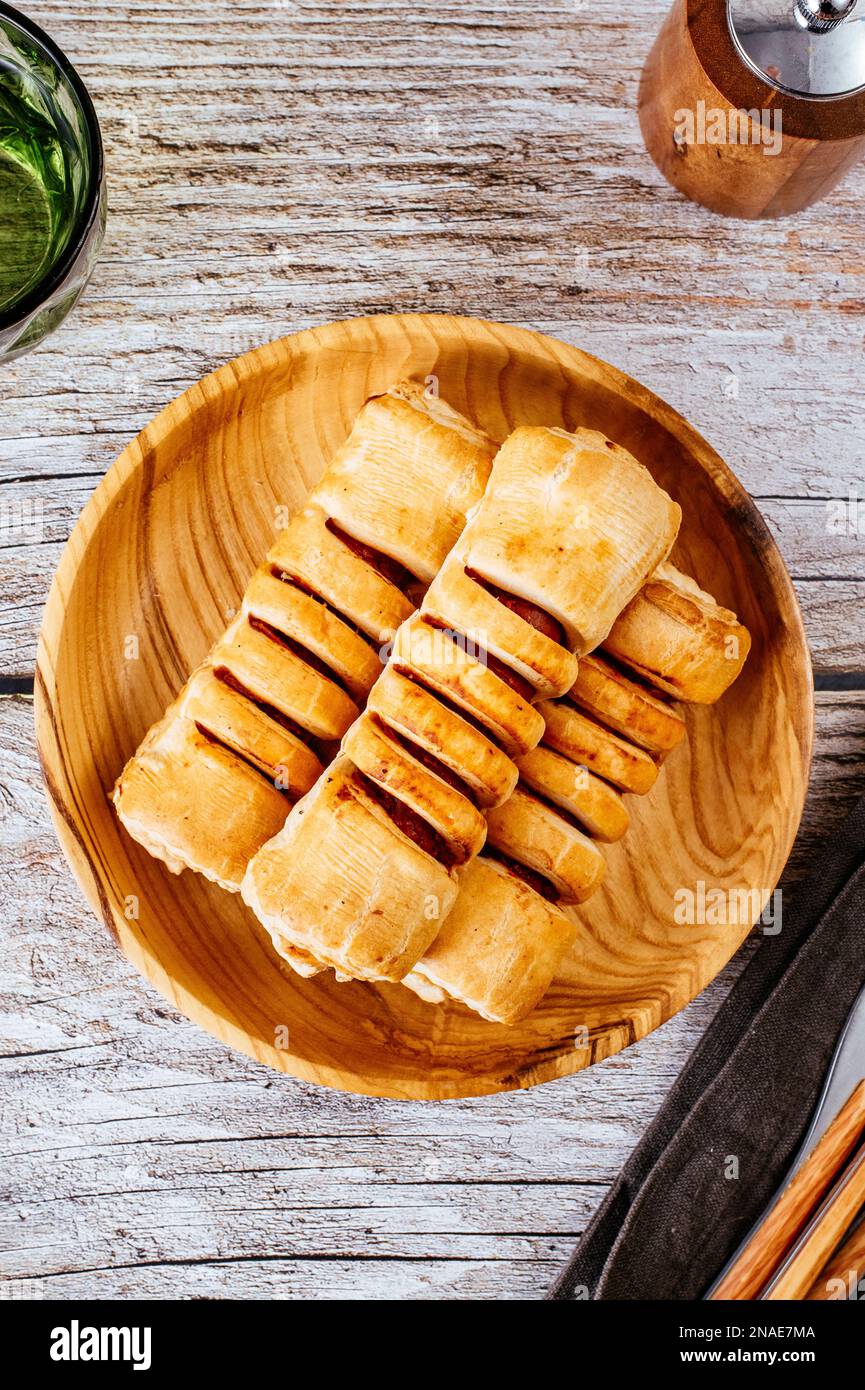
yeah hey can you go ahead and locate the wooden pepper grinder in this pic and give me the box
[639,1,865,217]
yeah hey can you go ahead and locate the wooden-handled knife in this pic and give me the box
[707,983,865,1301]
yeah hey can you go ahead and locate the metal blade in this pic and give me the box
[789,981,865,1174]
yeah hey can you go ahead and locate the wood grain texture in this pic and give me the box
[2,691,864,1296]
[764,1145,865,1300]
[34,313,812,1099]
[1,2,865,681]
[709,1080,865,1300]
[1,0,863,1298]
[806,1217,865,1300]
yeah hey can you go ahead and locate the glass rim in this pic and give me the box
[0,1,104,333]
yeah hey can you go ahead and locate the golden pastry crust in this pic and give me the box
[366,666,518,808]
[515,743,630,843]
[241,757,458,983]
[604,561,752,704]
[112,714,290,892]
[539,699,660,796]
[484,786,606,903]
[268,503,413,646]
[113,383,497,898]
[312,381,496,584]
[341,713,488,863]
[392,614,545,757]
[272,940,327,979]
[211,613,359,744]
[179,667,323,796]
[422,549,579,698]
[408,857,579,1024]
[460,426,681,654]
[568,652,686,755]
[243,566,382,702]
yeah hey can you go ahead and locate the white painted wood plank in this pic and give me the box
[2,0,864,1301]
[2,693,863,1297]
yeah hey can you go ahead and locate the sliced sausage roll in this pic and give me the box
[515,743,630,844]
[404,857,580,1026]
[113,381,496,890]
[568,652,686,755]
[539,700,660,795]
[458,426,681,656]
[366,665,518,809]
[604,561,752,704]
[244,757,460,983]
[112,715,290,893]
[244,422,681,990]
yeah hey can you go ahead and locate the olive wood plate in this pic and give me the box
[35,313,813,1099]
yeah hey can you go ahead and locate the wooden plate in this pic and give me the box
[36,314,813,1100]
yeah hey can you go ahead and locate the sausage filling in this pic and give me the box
[326,518,427,605]
[465,568,567,646]
[480,846,559,903]
[246,615,351,696]
[355,770,460,869]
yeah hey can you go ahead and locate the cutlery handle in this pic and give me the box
[806,1217,865,1300]
[709,1079,865,1300]
[763,1147,865,1300]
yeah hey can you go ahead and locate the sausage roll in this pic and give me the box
[539,700,660,795]
[404,857,580,1026]
[247,757,459,983]
[112,381,497,889]
[408,565,751,1025]
[604,561,752,704]
[243,423,680,993]
[456,426,681,655]
[112,714,292,894]
[568,652,686,755]
[515,743,631,844]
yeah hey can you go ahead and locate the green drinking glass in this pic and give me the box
[0,3,105,362]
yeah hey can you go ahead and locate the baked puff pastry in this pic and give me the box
[485,788,606,904]
[113,381,496,891]
[404,857,580,1026]
[244,757,459,983]
[391,615,547,758]
[539,700,660,796]
[515,743,630,843]
[312,381,497,586]
[409,565,750,1025]
[366,666,518,808]
[604,561,752,704]
[568,652,686,756]
[456,426,681,655]
[112,714,291,892]
[246,422,679,983]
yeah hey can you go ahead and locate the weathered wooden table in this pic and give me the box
[2,0,864,1301]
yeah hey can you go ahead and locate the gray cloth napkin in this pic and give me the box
[548,793,865,1301]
